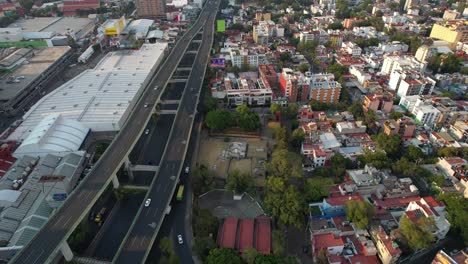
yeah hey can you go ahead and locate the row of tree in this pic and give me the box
[206,105,261,131]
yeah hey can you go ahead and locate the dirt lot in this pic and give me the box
[197,137,268,185]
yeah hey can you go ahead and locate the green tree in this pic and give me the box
[272,229,286,256]
[326,63,348,80]
[270,103,282,114]
[273,126,289,150]
[206,109,233,131]
[191,164,215,195]
[193,237,217,261]
[437,193,468,245]
[206,248,244,264]
[391,158,418,177]
[267,149,303,179]
[347,102,365,119]
[297,63,309,73]
[159,237,180,264]
[239,112,261,130]
[389,111,404,120]
[264,177,305,228]
[327,22,344,30]
[304,177,333,202]
[280,52,292,62]
[194,209,218,237]
[227,170,253,194]
[359,150,390,168]
[345,200,374,229]
[373,133,402,158]
[405,145,424,162]
[290,128,305,149]
[399,214,435,250]
[286,103,299,118]
[242,248,258,264]
[159,237,174,255]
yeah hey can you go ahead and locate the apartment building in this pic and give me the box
[278,68,310,103]
[229,48,263,69]
[342,41,362,56]
[299,29,329,44]
[383,117,416,139]
[430,20,468,49]
[388,70,435,97]
[371,226,401,264]
[253,20,284,44]
[363,93,393,113]
[413,104,442,127]
[381,55,427,75]
[258,64,278,90]
[309,73,341,103]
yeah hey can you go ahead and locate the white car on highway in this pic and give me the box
[145,199,151,207]
[177,235,183,244]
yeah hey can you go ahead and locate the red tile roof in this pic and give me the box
[218,217,238,249]
[375,228,401,255]
[325,193,363,207]
[423,196,445,208]
[314,233,344,253]
[255,216,271,254]
[348,254,380,264]
[372,195,420,209]
[237,218,254,253]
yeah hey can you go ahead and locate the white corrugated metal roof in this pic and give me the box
[13,114,89,158]
[8,43,168,142]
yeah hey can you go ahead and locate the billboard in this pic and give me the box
[210,58,225,68]
[217,19,226,32]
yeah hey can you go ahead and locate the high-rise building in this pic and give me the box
[309,73,341,103]
[136,0,165,18]
[430,20,468,49]
[278,68,310,103]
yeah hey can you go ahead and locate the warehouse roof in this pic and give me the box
[14,114,90,158]
[9,43,168,141]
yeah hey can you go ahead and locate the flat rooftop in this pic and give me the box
[8,17,93,38]
[8,43,168,141]
[0,46,71,102]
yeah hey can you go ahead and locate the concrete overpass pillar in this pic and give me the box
[60,241,74,262]
[124,156,134,182]
[112,174,120,189]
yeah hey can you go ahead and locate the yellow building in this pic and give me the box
[430,20,468,49]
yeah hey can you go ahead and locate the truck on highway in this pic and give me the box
[176,185,184,201]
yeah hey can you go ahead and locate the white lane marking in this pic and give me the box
[153,208,160,217]
[31,250,45,264]
[130,237,138,249]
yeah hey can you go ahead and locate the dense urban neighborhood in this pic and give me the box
[0,0,466,262]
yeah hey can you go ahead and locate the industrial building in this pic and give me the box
[0,151,86,260]
[8,43,168,142]
[0,46,72,114]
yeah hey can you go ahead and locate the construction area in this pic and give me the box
[197,137,268,186]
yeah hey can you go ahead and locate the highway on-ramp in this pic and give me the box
[113,1,219,263]
[10,1,218,263]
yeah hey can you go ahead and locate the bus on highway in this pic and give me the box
[176,185,184,201]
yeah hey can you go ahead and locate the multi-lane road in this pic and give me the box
[113,1,219,263]
[10,1,219,263]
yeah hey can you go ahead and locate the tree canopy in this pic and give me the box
[267,148,303,179]
[437,193,468,245]
[345,200,374,229]
[193,208,218,237]
[399,215,435,250]
[191,165,215,195]
[206,248,244,264]
[304,177,333,202]
[373,133,402,159]
[227,170,253,194]
[264,177,305,228]
[206,109,234,131]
